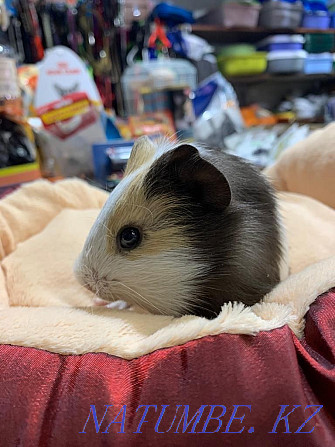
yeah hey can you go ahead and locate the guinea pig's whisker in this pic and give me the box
[118,284,162,313]
[114,286,144,311]
[78,264,94,277]
[112,281,166,315]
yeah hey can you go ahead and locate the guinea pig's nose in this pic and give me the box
[87,269,109,296]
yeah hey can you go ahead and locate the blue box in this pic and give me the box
[304,53,333,73]
[302,13,330,29]
[92,140,134,187]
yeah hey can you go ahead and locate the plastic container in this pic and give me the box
[219,44,257,57]
[256,34,304,51]
[121,59,197,115]
[304,33,334,52]
[218,52,267,77]
[302,11,330,29]
[267,50,307,73]
[198,2,261,27]
[304,52,333,73]
[258,1,303,28]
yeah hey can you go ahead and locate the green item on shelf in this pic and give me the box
[305,34,335,54]
[217,51,267,77]
[219,44,256,58]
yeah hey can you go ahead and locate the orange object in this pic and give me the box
[148,19,171,49]
[241,105,278,127]
[128,111,176,139]
[18,65,39,92]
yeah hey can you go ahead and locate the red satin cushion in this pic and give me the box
[0,290,334,446]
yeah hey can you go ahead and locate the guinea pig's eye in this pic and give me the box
[118,227,141,250]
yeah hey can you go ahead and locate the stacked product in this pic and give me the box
[302,0,330,28]
[257,35,306,73]
[217,45,267,76]
[304,32,334,73]
[198,1,261,27]
[258,0,304,28]
[258,0,331,28]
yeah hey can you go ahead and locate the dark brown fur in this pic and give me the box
[144,145,282,318]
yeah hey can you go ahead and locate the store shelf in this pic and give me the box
[192,25,335,43]
[226,73,335,84]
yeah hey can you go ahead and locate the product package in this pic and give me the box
[92,139,135,189]
[36,92,105,177]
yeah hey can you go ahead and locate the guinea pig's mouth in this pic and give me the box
[74,260,173,316]
[74,261,139,306]
[77,272,121,303]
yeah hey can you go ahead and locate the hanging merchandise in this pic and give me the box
[192,72,245,149]
[146,2,194,59]
[4,0,124,113]
[35,91,105,178]
[0,30,22,117]
[147,18,172,59]
[34,45,102,110]
[33,45,105,177]
[0,0,9,31]
[75,0,124,113]
[150,2,194,28]
[5,7,25,63]
[15,0,44,63]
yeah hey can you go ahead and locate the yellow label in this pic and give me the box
[40,99,90,125]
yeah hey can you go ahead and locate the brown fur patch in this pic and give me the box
[106,171,189,258]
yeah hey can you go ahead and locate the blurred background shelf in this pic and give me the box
[226,73,335,84]
[192,25,335,43]
[191,24,335,109]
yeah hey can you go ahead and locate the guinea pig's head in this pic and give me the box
[74,137,231,318]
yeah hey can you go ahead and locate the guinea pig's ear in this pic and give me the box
[148,144,231,211]
[124,136,156,176]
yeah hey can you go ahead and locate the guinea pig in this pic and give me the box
[74,136,288,319]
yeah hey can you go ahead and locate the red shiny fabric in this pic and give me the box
[0,290,334,447]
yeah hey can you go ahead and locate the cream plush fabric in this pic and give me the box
[264,122,335,209]
[0,125,334,359]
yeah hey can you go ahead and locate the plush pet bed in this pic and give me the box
[0,124,334,446]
